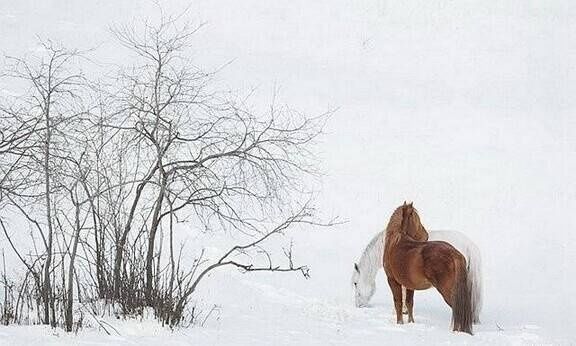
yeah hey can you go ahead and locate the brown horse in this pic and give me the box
[383,202,475,334]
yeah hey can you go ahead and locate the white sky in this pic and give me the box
[1,0,576,338]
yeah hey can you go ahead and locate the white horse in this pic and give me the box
[351,230,482,323]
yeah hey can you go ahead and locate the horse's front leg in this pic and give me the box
[405,288,415,323]
[402,286,408,314]
[387,276,404,324]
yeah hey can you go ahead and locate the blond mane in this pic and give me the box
[384,204,428,257]
[384,205,404,249]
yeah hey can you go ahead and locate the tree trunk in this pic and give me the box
[145,171,166,305]
[113,165,158,299]
[65,200,81,332]
[42,94,54,327]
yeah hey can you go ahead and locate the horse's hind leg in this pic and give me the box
[405,288,415,323]
[387,276,403,324]
[426,269,455,308]
[435,280,455,308]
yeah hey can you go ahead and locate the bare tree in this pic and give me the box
[0,9,335,331]
[104,15,330,310]
[1,40,87,326]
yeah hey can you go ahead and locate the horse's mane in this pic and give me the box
[384,205,404,248]
[357,231,385,279]
[385,205,404,234]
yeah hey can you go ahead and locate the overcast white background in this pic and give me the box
[1,1,575,344]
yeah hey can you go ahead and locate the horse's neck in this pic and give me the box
[358,231,385,282]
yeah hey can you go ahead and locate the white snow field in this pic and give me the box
[1,0,576,345]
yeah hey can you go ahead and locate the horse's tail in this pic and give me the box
[452,256,474,335]
[466,244,483,323]
[431,230,483,324]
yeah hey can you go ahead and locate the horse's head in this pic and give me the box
[351,262,375,307]
[400,201,428,241]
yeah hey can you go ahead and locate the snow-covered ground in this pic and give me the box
[0,269,570,345]
[1,0,576,345]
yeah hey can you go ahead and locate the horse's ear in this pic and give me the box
[409,202,413,207]
[403,201,407,206]
[354,263,360,272]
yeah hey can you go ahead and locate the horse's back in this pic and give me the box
[388,239,463,290]
[419,240,467,285]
